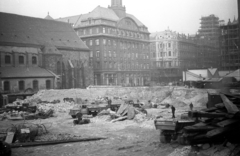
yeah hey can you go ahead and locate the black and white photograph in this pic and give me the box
[0,0,239,155]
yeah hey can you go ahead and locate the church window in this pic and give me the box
[5,55,11,64]
[19,55,24,64]
[32,56,37,65]
[19,80,25,91]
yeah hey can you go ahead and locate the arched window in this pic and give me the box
[33,80,39,90]
[32,56,37,64]
[46,80,51,89]
[3,81,10,91]
[57,61,61,75]
[5,55,11,64]
[18,80,25,91]
[19,55,24,64]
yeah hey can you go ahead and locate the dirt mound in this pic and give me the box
[161,88,208,108]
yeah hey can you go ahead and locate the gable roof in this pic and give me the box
[0,12,89,51]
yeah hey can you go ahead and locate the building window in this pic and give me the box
[109,51,111,57]
[113,51,116,57]
[90,51,93,58]
[96,51,100,57]
[96,27,99,33]
[83,29,86,35]
[19,55,24,64]
[108,40,111,46]
[169,51,171,56]
[168,43,171,48]
[108,28,111,33]
[103,39,106,45]
[89,28,92,34]
[95,39,99,45]
[33,80,39,90]
[3,81,10,91]
[5,55,11,64]
[113,40,116,46]
[32,56,37,65]
[19,80,25,91]
[46,80,51,89]
[104,51,107,57]
[103,27,106,33]
[57,61,61,75]
[89,40,93,46]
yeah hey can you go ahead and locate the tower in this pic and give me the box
[109,0,126,18]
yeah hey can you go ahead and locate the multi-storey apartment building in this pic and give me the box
[150,29,218,83]
[57,0,151,86]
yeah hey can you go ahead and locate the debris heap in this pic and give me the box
[183,93,240,145]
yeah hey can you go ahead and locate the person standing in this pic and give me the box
[189,103,193,111]
[171,105,175,118]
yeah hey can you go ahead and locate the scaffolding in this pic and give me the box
[220,20,240,71]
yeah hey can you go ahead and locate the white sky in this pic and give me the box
[0,0,237,34]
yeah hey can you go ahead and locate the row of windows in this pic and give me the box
[91,50,150,60]
[3,80,51,91]
[96,62,150,70]
[156,51,177,57]
[84,39,150,53]
[4,55,37,65]
[81,27,149,40]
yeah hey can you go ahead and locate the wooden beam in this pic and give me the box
[220,94,239,114]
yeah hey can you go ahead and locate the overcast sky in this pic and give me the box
[0,0,237,34]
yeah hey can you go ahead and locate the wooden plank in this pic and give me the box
[189,111,226,118]
[184,125,216,133]
[206,127,231,138]
[220,94,239,114]
[5,132,15,144]
[201,107,218,112]
[216,119,239,127]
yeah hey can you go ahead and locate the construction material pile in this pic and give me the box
[182,93,240,145]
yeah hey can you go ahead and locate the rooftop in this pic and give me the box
[0,12,89,51]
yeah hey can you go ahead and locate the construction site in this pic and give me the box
[0,86,240,156]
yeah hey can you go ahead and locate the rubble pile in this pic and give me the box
[182,93,240,145]
[168,146,191,156]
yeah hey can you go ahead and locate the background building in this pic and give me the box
[220,18,240,71]
[150,29,218,84]
[198,14,220,48]
[0,12,92,94]
[57,0,151,86]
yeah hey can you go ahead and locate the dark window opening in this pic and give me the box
[32,56,37,64]
[4,81,10,91]
[19,80,25,91]
[19,56,24,64]
[33,80,39,90]
[5,55,11,64]
[46,80,51,89]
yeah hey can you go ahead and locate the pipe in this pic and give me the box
[11,137,107,148]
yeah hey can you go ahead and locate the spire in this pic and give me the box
[111,0,122,7]
[44,12,54,20]
[109,0,126,18]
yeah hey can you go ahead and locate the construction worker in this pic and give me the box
[189,103,193,111]
[171,105,176,118]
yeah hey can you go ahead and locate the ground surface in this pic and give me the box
[0,87,235,156]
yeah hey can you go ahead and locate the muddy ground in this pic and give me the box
[1,111,188,156]
[0,87,235,156]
